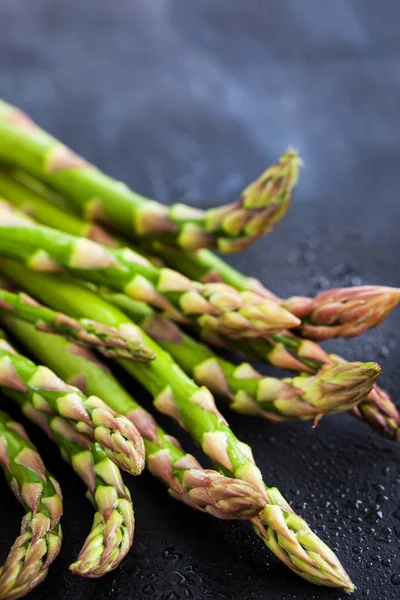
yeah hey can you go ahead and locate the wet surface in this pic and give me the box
[0,1,400,599]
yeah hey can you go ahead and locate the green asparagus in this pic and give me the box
[0,168,118,245]
[0,409,62,600]
[0,168,166,271]
[0,99,300,252]
[0,200,300,340]
[282,287,400,339]
[232,332,400,441]
[140,234,400,439]
[5,317,266,521]
[148,244,276,297]
[0,332,145,475]
[1,265,355,591]
[9,172,398,341]
[0,285,154,361]
[105,293,379,421]
[4,387,134,577]
[157,248,400,339]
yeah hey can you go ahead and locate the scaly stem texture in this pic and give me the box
[5,317,266,521]
[0,286,154,361]
[233,333,400,442]
[283,287,400,340]
[0,99,300,252]
[0,410,62,600]
[4,383,134,577]
[0,168,165,266]
[140,232,400,440]
[156,247,400,340]
[0,332,145,476]
[0,202,299,340]
[2,266,355,591]
[0,168,123,247]
[107,293,379,421]
[148,245,275,297]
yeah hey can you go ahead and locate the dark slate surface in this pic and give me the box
[1,1,400,599]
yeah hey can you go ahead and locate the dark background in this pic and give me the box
[1,1,400,599]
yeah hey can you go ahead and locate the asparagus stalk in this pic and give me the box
[105,293,379,422]
[149,245,276,297]
[0,286,154,362]
[0,202,300,340]
[0,409,62,600]
[0,168,118,245]
[8,172,397,340]
[1,333,134,577]
[0,168,262,282]
[5,169,394,437]
[2,193,397,341]
[158,247,400,340]
[3,386,134,578]
[6,172,396,344]
[2,266,355,591]
[140,244,400,439]
[0,333,145,476]
[233,333,400,442]
[0,99,300,252]
[5,317,266,521]
[283,287,400,340]
[0,168,165,269]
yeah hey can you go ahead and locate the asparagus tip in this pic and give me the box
[285,286,400,340]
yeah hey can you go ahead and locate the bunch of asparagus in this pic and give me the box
[0,99,398,598]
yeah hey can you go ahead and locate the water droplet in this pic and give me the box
[365,510,383,524]
[371,554,381,562]
[381,558,391,567]
[391,573,400,585]
[373,484,385,492]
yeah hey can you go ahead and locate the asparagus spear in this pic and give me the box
[0,168,166,270]
[0,202,300,339]
[0,168,118,245]
[0,99,300,252]
[1,266,355,591]
[148,245,276,297]
[282,287,400,340]
[0,286,154,362]
[0,332,134,577]
[7,172,397,341]
[5,317,266,521]
[105,293,379,421]
[0,333,145,475]
[5,169,394,437]
[0,168,262,282]
[137,245,400,439]
[158,247,400,340]
[0,409,62,600]
[3,385,134,578]
[233,333,400,442]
